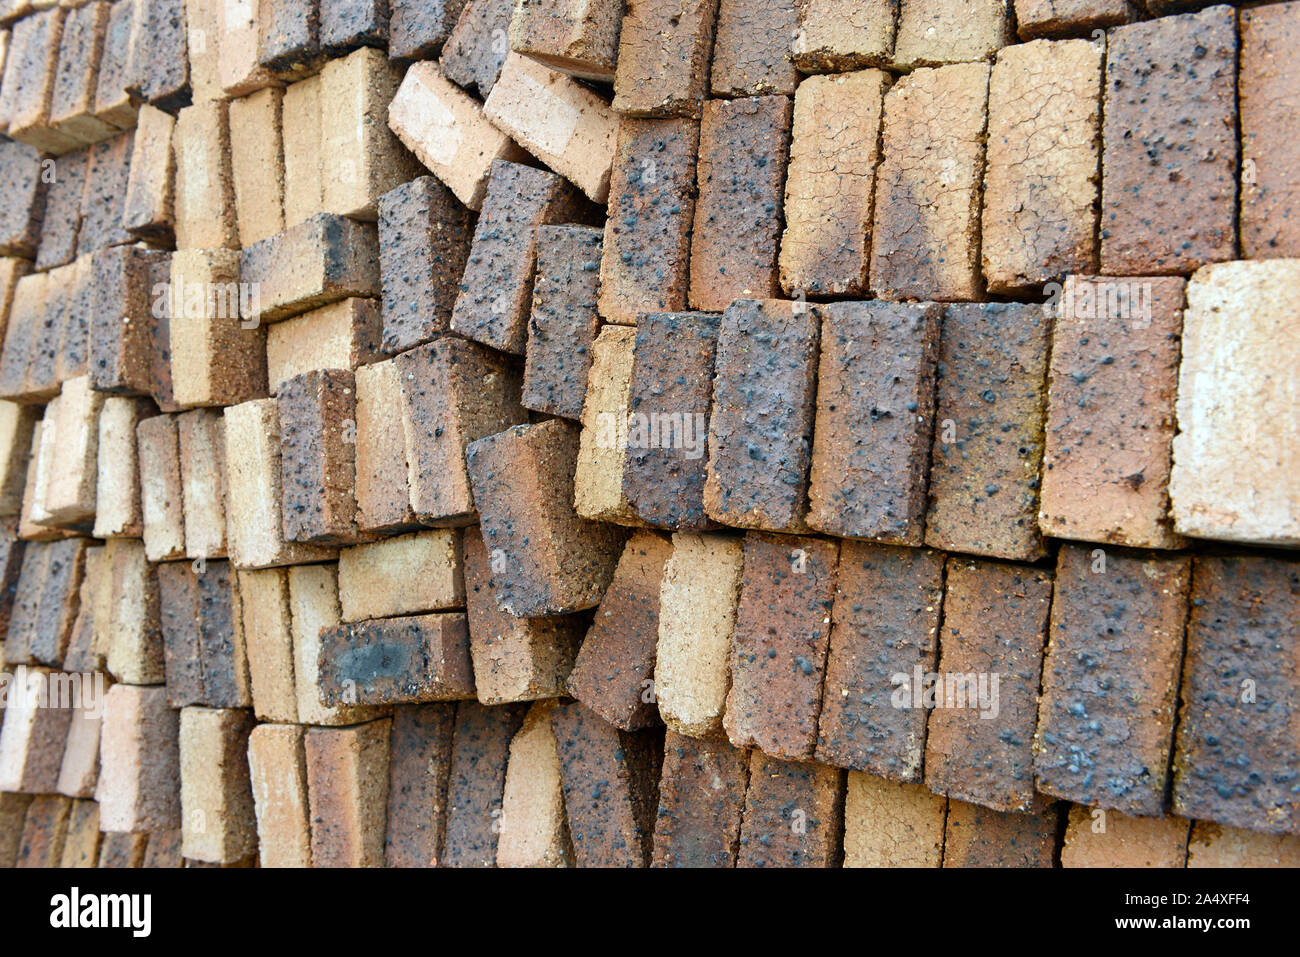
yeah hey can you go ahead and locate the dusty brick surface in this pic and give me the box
[612,0,716,117]
[1187,821,1300,868]
[172,100,237,251]
[179,706,258,864]
[89,245,170,398]
[942,798,1058,867]
[1241,4,1300,259]
[239,213,380,323]
[266,298,381,394]
[1014,0,1138,40]
[257,0,321,79]
[496,699,572,867]
[278,368,360,544]
[389,0,461,62]
[246,723,311,867]
[1060,805,1190,868]
[337,529,463,621]
[737,753,844,868]
[439,0,513,98]
[48,0,113,144]
[354,358,417,533]
[711,0,797,96]
[33,149,85,270]
[176,409,228,559]
[892,0,1011,68]
[228,87,284,246]
[652,732,748,868]
[136,413,185,563]
[442,700,527,868]
[843,773,947,867]
[96,684,180,832]
[792,0,896,73]
[320,0,388,53]
[122,104,174,245]
[385,703,455,868]
[100,539,165,685]
[282,74,322,226]
[318,613,475,706]
[0,140,45,260]
[509,0,623,81]
[304,719,391,867]
[13,795,71,867]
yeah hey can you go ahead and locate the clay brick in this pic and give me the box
[509,0,622,83]
[320,0,387,53]
[136,413,185,562]
[60,798,101,867]
[704,299,817,533]
[385,703,455,867]
[223,398,336,568]
[19,426,65,540]
[566,529,671,730]
[389,0,459,61]
[456,181,573,353]
[0,518,25,634]
[0,139,45,259]
[807,301,939,543]
[842,773,946,867]
[257,0,319,78]
[521,225,602,419]
[126,0,190,109]
[598,116,699,325]
[92,0,137,128]
[32,149,83,270]
[237,566,298,722]
[1,270,49,401]
[0,793,31,867]
[246,723,311,867]
[88,244,169,397]
[791,0,895,73]
[1039,275,1186,549]
[387,61,525,211]
[1060,805,1189,868]
[892,0,1010,68]
[158,561,205,707]
[0,666,74,790]
[175,409,226,559]
[574,324,638,523]
[179,706,258,863]
[982,38,1101,292]
[942,798,1058,867]
[924,558,1052,813]
[172,99,237,250]
[142,828,183,868]
[442,699,526,867]
[3,541,44,661]
[217,0,278,96]
[228,87,283,246]
[463,532,579,705]
[483,53,619,204]
[377,175,472,355]
[925,303,1052,560]
[1172,261,1300,545]
[551,701,660,868]
[1241,5,1300,259]
[651,732,747,867]
[1014,0,1138,40]
[1173,554,1300,835]
[338,529,464,621]
[48,0,113,145]
[14,795,71,867]
[3,8,77,154]
[318,613,475,706]
[91,397,147,540]
[278,368,359,544]
[466,418,627,617]
[239,213,380,323]
[160,559,250,708]
[101,538,165,683]
[1035,545,1189,816]
[98,830,148,868]
[354,358,417,533]
[38,374,102,528]
[814,543,943,779]
[0,401,35,516]
[737,753,843,868]
[61,541,103,674]
[6,539,85,666]
[281,73,321,226]
[689,97,792,311]
[0,256,28,354]
[1186,821,1300,868]
[711,0,797,96]
[869,61,988,301]
[19,265,72,402]
[78,133,135,256]
[304,718,391,867]
[612,0,716,117]
[497,699,571,867]
[54,255,97,385]
[1100,7,1237,275]
[439,0,511,97]
[267,298,381,394]
[96,684,181,832]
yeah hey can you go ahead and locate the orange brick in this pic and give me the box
[304,719,391,867]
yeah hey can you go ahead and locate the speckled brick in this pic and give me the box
[318,613,475,706]
[125,0,189,110]
[122,104,175,245]
[711,0,798,96]
[510,0,623,82]
[30,145,78,267]
[389,0,461,61]
[736,753,843,868]
[925,302,1052,561]
[791,0,896,73]
[12,795,71,867]
[304,719,391,868]
[439,0,512,98]
[0,793,31,867]
[1035,544,1191,816]
[5,538,86,666]
[158,561,206,707]
[1173,554,1300,836]
[320,0,388,53]
[652,732,748,867]
[725,532,838,760]
[688,96,792,311]
[924,558,1052,813]
[258,0,320,78]
[56,262,97,385]
[1241,4,1300,259]
[942,798,1058,867]
[239,213,379,323]
[3,8,74,153]
[612,0,717,117]
[892,0,1011,68]
[703,299,817,533]
[278,368,360,544]
[48,1,113,144]
[442,700,527,868]
[1060,805,1190,868]
[1014,0,1138,40]
[93,0,138,129]
[386,703,455,868]
[815,543,943,781]
[807,300,940,544]
[1100,7,1237,275]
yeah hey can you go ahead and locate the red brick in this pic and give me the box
[317,613,475,706]
[278,368,361,544]
[736,753,843,868]
[651,732,748,868]
[942,797,1058,867]
[1187,821,1300,868]
[612,0,718,117]
[442,700,527,868]
[711,0,798,96]
[305,719,391,867]
[1241,3,1300,259]
[385,703,455,868]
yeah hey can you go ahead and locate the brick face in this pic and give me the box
[652,732,748,867]
[1240,3,1300,260]
[711,0,798,97]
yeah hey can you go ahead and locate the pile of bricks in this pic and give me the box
[0,0,1297,869]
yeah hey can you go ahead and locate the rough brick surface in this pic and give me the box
[1240,4,1300,259]
[942,798,1058,867]
[228,87,284,247]
[122,106,174,248]
[136,413,185,563]
[304,719,391,867]
[737,753,844,868]
[1014,0,1138,40]
[179,706,257,864]
[100,539,165,685]
[320,0,388,53]
[173,100,237,251]
[246,723,311,868]
[257,0,321,79]
[278,368,360,544]
[239,213,380,323]
[443,700,526,868]
[1060,805,1189,868]
[176,409,228,559]
[0,666,74,792]
[792,0,896,73]
[439,0,513,98]
[33,150,85,270]
[354,358,417,533]
[1186,822,1300,868]
[574,324,638,524]
[266,298,381,394]
[96,684,180,832]
[318,613,475,706]
[843,773,946,868]
[389,0,461,62]
[509,0,623,82]
[0,140,45,259]
[892,0,1010,68]
[13,795,71,867]
[89,245,170,398]
[282,74,322,226]
[711,0,798,96]
[48,1,113,144]
[652,732,748,867]
[93,0,138,128]
[385,703,455,868]
[612,0,717,117]
[496,700,572,867]
[337,529,464,621]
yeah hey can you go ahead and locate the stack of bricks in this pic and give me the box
[0,0,1297,870]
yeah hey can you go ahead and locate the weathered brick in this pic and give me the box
[37,375,101,528]
[78,133,135,256]
[497,699,572,867]
[791,0,895,72]
[217,0,278,96]
[925,303,1052,561]
[304,719,391,867]
[509,0,622,81]
[48,0,114,145]
[319,613,475,706]
[1241,4,1300,259]
[7,539,87,667]
[176,408,227,559]
[237,566,298,722]
[612,0,716,117]
[179,706,257,863]
[522,225,602,419]
[239,213,379,323]
[92,399,146,539]
[1186,821,1300,868]
[21,262,73,402]
[60,799,102,868]
[160,559,250,708]
[442,699,526,867]
[389,0,459,61]
[257,0,320,79]
[651,732,747,867]
[1014,0,1138,40]
[142,828,183,868]
[737,753,843,868]
[892,0,1010,68]
[136,413,185,562]
[61,542,103,675]
[320,0,388,53]
[4,8,77,154]
[0,139,45,259]
[337,529,462,620]
[0,401,31,512]
[281,73,321,226]
[98,829,149,868]
[228,87,283,246]
[13,795,71,867]
[172,99,237,250]
[354,358,417,533]
[924,558,1052,813]
[0,666,74,791]
[92,0,137,128]
[33,148,84,270]
[126,0,190,109]
[574,324,638,523]
[96,684,181,832]
[0,518,26,637]
[1,273,48,402]
[89,244,169,397]
[1060,805,1189,868]
[385,703,455,868]
[246,723,311,867]
[438,0,512,98]
[0,793,31,868]
[266,298,381,394]
[158,561,205,707]
[1100,7,1237,274]
[842,773,946,867]
[942,798,1058,867]
[278,368,360,544]
[100,539,165,684]
[711,0,797,95]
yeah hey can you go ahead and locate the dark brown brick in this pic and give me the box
[125,0,190,111]
[5,539,86,668]
[321,0,388,53]
[386,703,456,868]
[389,0,461,61]
[1240,2,1300,260]
[0,137,46,261]
[142,828,183,868]
[0,667,75,793]
[612,0,718,117]
[439,0,512,97]
[710,0,798,97]
[258,0,321,78]
[89,244,173,399]
[318,613,475,706]
[0,519,26,638]
[158,559,249,710]
[442,700,527,868]
[239,213,380,323]
[278,368,360,544]
[942,797,1058,867]
[13,795,72,867]
[736,753,844,868]
[1014,0,1138,40]
[651,732,749,868]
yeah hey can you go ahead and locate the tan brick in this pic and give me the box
[842,773,946,868]
[121,103,174,243]
[338,529,464,622]
[612,0,717,117]
[176,409,227,559]
[711,0,798,95]
[574,324,638,524]
[0,666,74,791]
[1241,4,1300,259]
[509,0,622,82]
[218,0,280,96]
[942,798,1057,867]
[892,0,1010,68]
[38,375,102,528]
[237,566,297,722]
[228,87,284,246]
[246,723,311,867]
[92,397,148,539]
[1060,805,1189,868]
[793,2,897,73]
[1186,821,1300,868]
[20,427,69,541]
[354,358,417,533]
[4,9,77,154]
[497,700,572,868]
[737,753,844,868]
[59,798,101,868]
[0,399,36,516]
[266,298,381,395]
[96,684,180,832]
[179,706,257,863]
[304,719,391,867]
[97,540,162,685]
[48,1,114,145]
[173,99,238,250]
[136,413,186,562]
[281,73,322,226]
[62,542,105,675]
[14,795,72,867]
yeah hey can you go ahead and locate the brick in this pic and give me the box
[179,706,257,863]
[4,9,77,154]
[18,266,71,402]
[6,539,85,666]
[228,87,283,246]
[304,719,391,867]
[924,558,1052,813]
[88,244,169,397]
[19,426,67,540]
[1060,805,1189,868]
[0,518,26,634]
[0,401,35,516]
[1172,261,1300,545]
[0,139,45,259]
[1100,7,1237,274]
[278,368,360,544]
[239,213,380,323]
[223,398,336,568]
[281,73,321,226]
[267,298,381,394]
[497,699,572,867]
[0,666,74,790]
[136,413,186,562]
[217,0,279,96]
[442,700,526,867]
[158,561,206,707]
[54,255,96,384]
[612,0,716,117]
[354,358,417,533]
[466,419,627,616]
[0,256,29,357]
[704,299,817,533]
[439,0,511,97]
[552,702,660,867]
[925,303,1052,560]
[101,538,165,683]
[387,61,525,211]
[3,541,44,661]
[1014,0,1138,40]
[650,733,747,867]
[76,133,134,256]
[318,613,475,706]
[737,753,843,867]
[566,529,671,729]
[0,793,31,867]
[61,542,103,674]
[96,684,181,832]
[1173,554,1300,835]
[126,0,190,109]
[160,559,250,708]
[1186,821,1300,868]
[142,828,183,868]
[320,0,388,53]
[451,161,588,355]
[237,566,297,722]
[1035,545,1190,816]
[23,409,60,527]
[172,99,237,250]
[92,0,137,128]
[602,129,698,331]
[711,0,797,95]
[14,795,71,867]
[38,375,102,528]
[521,224,602,419]
[484,53,619,204]
[60,798,102,867]
[982,39,1101,292]
[791,0,895,72]
[892,0,1010,68]
[257,0,320,78]
[1039,275,1186,549]
[98,830,149,868]
[574,324,638,523]
[843,773,946,867]
[869,61,988,300]
[509,0,622,82]
[689,97,792,310]
[176,408,226,559]
[338,529,464,620]
[91,397,147,539]
[377,175,472,355]
[463,532,580,705]
[942,798,1058,867]
[246,723,311,867]
[32,149,83,270]
[385,703,455,867]
[389,0,459,61]
[1241,4,1300,259]
[47,0,113,145]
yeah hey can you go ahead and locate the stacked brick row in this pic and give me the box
[0,0,1297,868]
